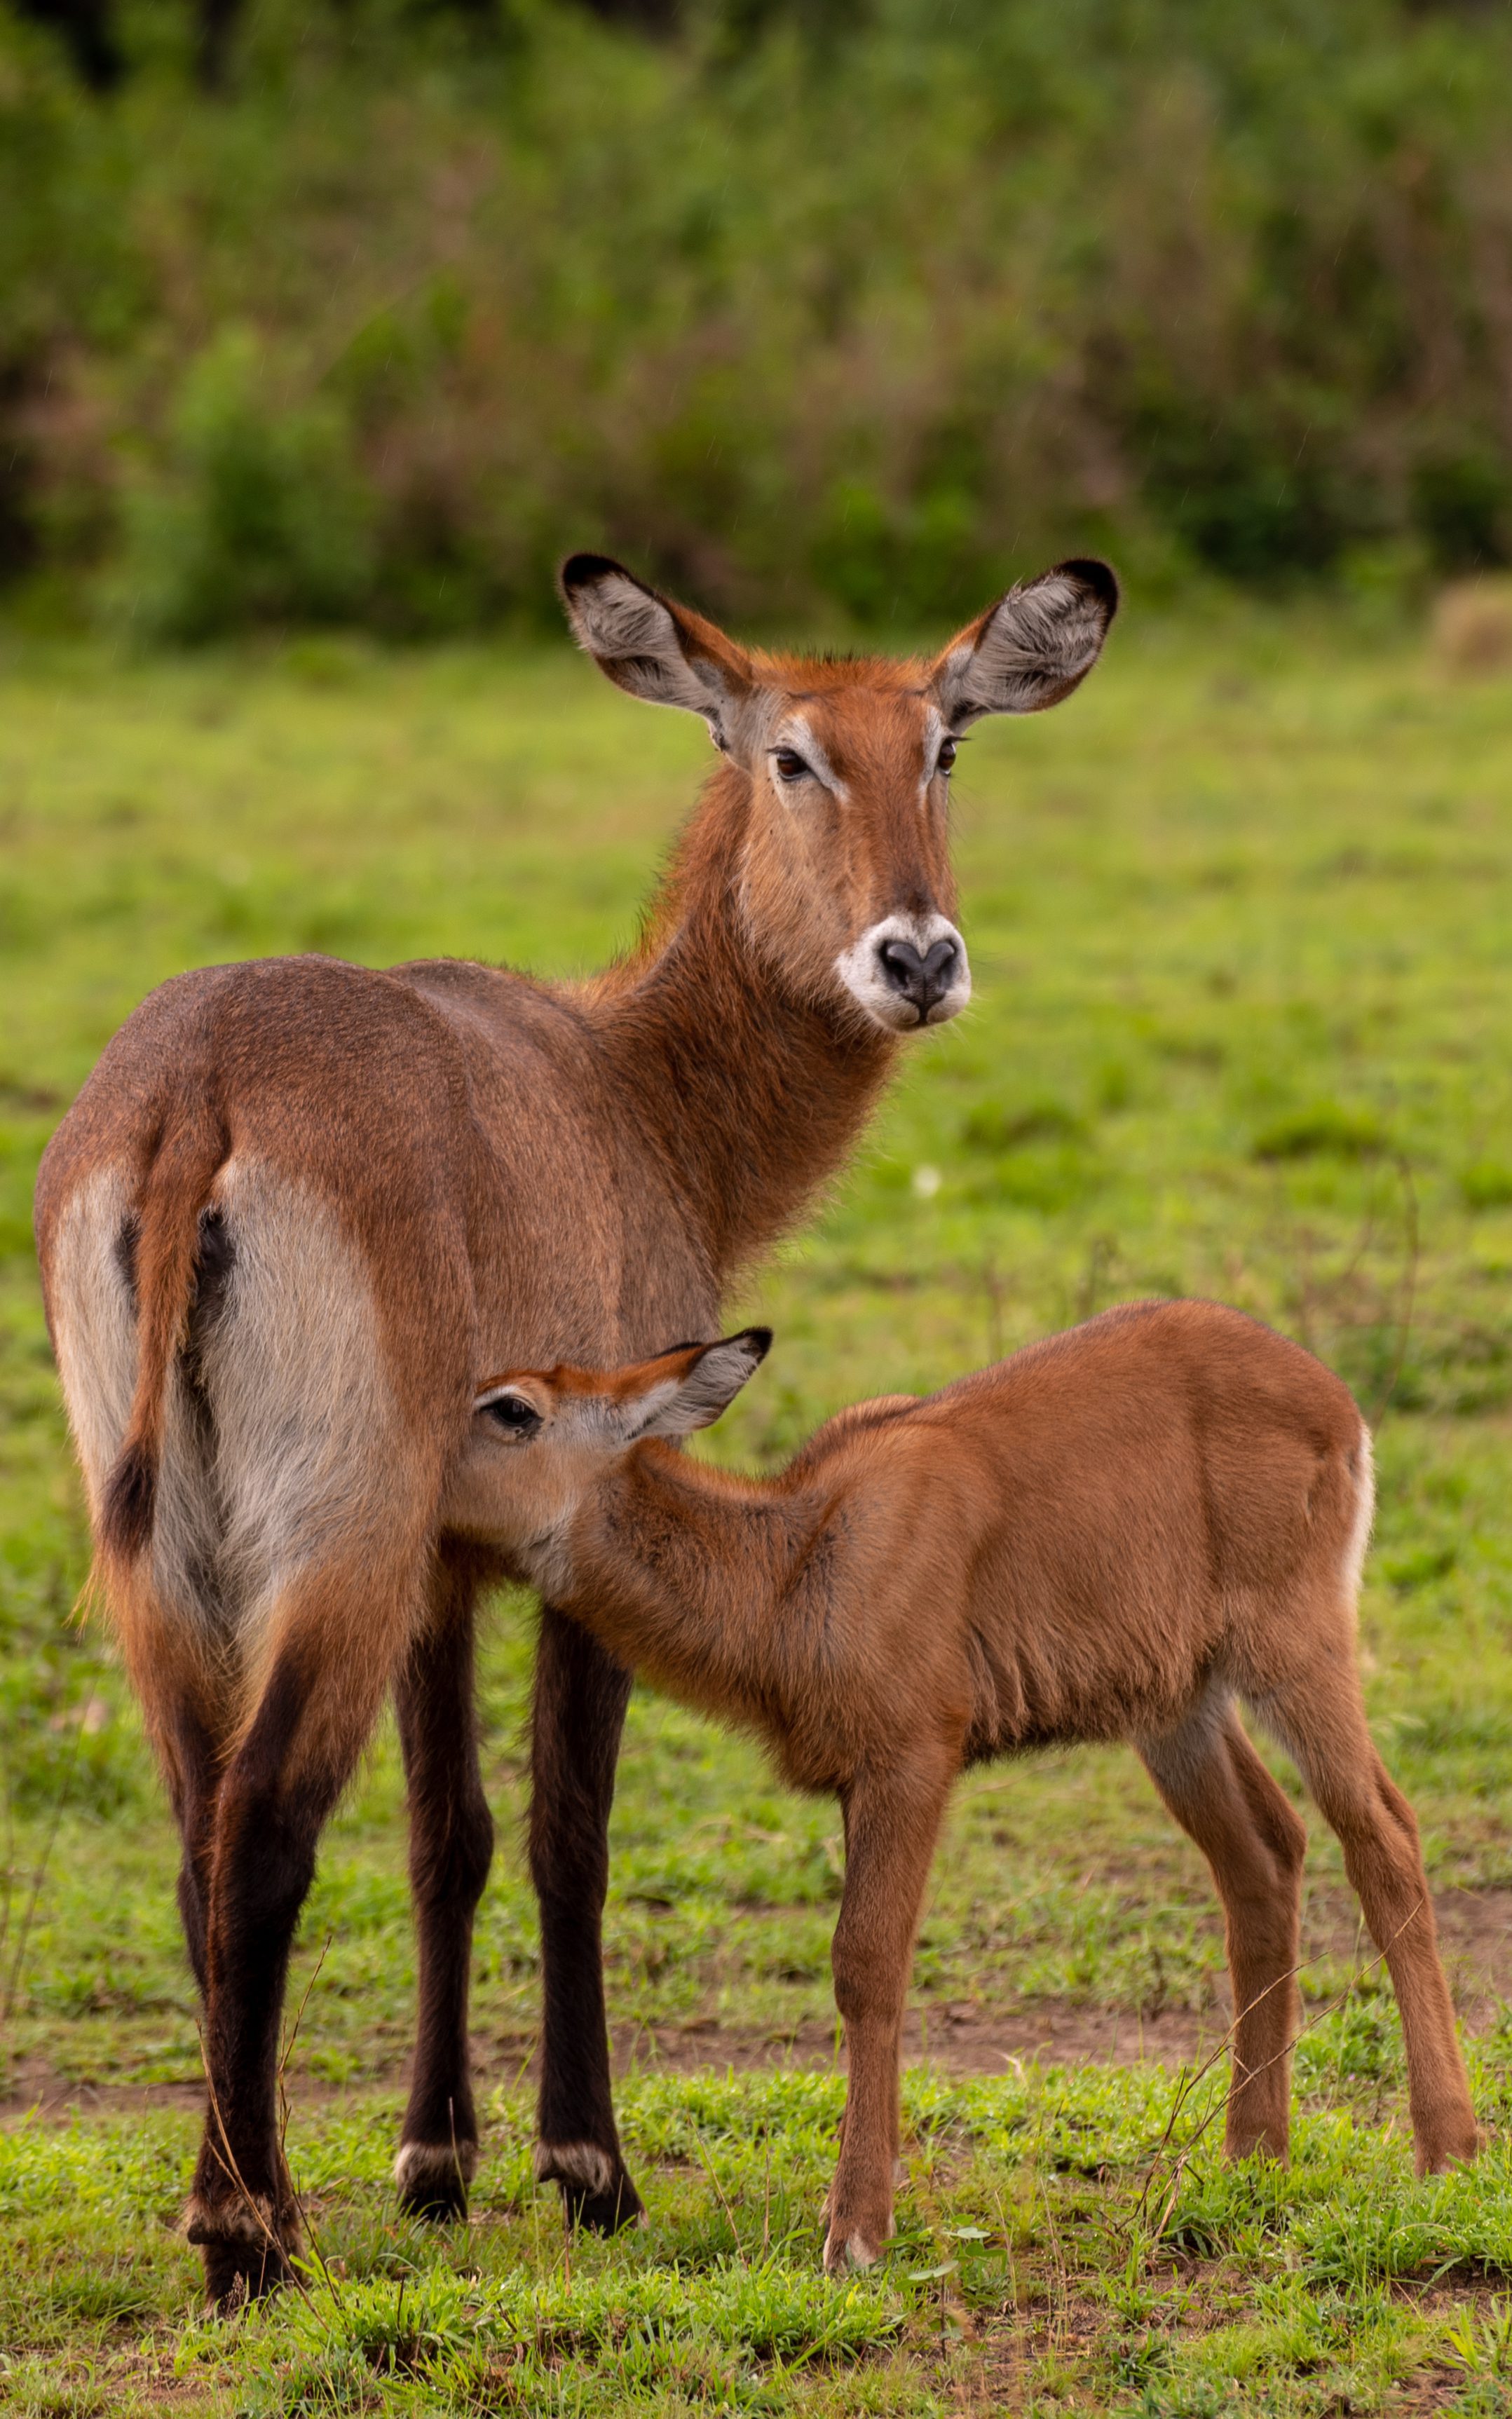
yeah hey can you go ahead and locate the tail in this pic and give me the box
[100,1102,226,1565]
[1341,1417,1376,1607]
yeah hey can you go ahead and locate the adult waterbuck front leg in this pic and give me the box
[393,1544,498,2220]
[529,1605,641,2228]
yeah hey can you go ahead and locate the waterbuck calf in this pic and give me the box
[449,1300,1478,2270]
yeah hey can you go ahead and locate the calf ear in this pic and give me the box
[631,1329,772,1440]
[930,559,1118,728]
[559,555,752,748]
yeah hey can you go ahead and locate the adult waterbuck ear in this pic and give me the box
[930,559,1119,730]
[622,1328,772,1441]
[559,554,753,748]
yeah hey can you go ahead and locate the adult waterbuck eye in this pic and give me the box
[772,749,811,785]
[937,737,958,776]
[483,1392,543,1440]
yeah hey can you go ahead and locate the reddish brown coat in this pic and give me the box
[465,1300,1478,2268]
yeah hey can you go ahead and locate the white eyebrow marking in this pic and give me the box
[772,715,847,798]
[920,706,945,798]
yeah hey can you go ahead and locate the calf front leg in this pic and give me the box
[529,1604,642,2231]
[825,1759,955,2272]
[394,1545,495,2219]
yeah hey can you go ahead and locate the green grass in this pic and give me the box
[6,603,1512,2408]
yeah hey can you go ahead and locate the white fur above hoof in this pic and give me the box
[394,2139,477,2199]
[184,2188,297,2251]
[533,2139,618,2197]
[823,2226,880,2273]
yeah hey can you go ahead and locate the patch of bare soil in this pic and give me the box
[1391,1881,1512,2026]
[0,2062,210,2125]
[601,2000,1220,2079]
[0,2006,1214,2130]
[7,1885,1510,2133]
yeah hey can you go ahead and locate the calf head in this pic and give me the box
[443,1330,771,1562]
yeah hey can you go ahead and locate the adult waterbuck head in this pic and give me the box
[561,552,1118,1035]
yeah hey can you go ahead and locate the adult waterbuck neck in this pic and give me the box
[34,550,1117,2302]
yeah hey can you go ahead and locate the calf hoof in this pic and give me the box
[534,2139,645,2233]
[394,2137,477,2221]
[1415,2118,1481,2176]
[186,2194,298,2309]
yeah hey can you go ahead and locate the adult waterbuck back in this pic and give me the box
[35,550,1117,2301]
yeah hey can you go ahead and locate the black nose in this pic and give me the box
[877,935,959,1019]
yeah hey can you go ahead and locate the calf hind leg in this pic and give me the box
[1140,1698,1307,2161]
[1258,1653,1477,2174]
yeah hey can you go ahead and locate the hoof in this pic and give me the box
[823,2223,881,2273]
[1416,2122,1482,2176]
[394,2137,477,2221]
[535,2139,645,2233]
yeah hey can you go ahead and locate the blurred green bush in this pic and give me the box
[6,0,1512,635]
[116,332,377,637]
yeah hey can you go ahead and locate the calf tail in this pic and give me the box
[1341,1417,1376,1606]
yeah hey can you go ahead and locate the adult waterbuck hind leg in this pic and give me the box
[189,1609,407,2301]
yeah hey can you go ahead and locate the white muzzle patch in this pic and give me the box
[833,913,971,1032]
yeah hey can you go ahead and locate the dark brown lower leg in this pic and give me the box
[190,1636,387,2307]
[196,0,242,87]
[1141,1700,1307,2161]
[190,1655,318,2303]
[528,1604,641,2232]
[119,1614,231,2008]
[394,1544,495,2219]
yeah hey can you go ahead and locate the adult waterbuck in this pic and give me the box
[34,551,1117,2301]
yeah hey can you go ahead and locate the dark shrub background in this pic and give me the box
[6,0,1512,634]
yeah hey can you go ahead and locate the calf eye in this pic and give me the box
[485,1394,543,1440]
[937,738,958,776]
[772,749,810,784]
